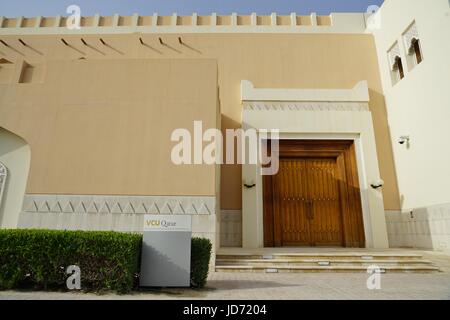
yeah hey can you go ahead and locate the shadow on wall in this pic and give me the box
[220,114,243,211]
[368,88,401,211]
[0,127,31,228]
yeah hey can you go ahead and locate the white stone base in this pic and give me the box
[220,210,242,247]
[18,194,218,266]
[385,203,450,252]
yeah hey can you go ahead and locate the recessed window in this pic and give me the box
[403,22,423,70]
[393,56,405,80]
[18,61,45,84]
[388,42,404,85]
[410,38,423,65]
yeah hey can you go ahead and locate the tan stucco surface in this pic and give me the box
[0,59,219,196]
[0,33,400,210]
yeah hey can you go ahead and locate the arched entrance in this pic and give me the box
[0,127,31,228]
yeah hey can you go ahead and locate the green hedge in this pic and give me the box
[0,229,212,292]
[191,237,212,288]
[0,229,142,293]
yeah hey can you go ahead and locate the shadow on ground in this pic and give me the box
[206,280,302,290]
[135,280,301,298]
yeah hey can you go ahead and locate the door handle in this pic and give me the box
[306,200,314,220]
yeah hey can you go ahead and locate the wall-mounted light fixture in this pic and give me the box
[370,179,384,190]
[398,135,410,146]
[244,180,256,189]
[398,136,409,144]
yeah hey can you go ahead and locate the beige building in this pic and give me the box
[1,0,449,264]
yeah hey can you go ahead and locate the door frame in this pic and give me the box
[263,140,366,248]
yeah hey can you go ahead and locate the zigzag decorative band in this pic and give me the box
[243,101,369,111]
[22,194,216,215]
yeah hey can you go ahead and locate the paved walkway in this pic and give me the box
[1,272,449,300]
[1,250,449,300]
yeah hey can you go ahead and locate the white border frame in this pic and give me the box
[241,79,389,249]
[252,132,373,248]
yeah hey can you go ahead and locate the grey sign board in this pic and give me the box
[139,214,192,287]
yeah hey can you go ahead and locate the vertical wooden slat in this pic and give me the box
[262,140,365,248]
[343,143,365,247]
[273,161,282,246]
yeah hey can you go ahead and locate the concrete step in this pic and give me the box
[215,265,440,273]
[216,253,425,261]
[215,252,440,273]
[216,258,435,267]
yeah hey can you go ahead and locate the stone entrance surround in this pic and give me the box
[241,80,389,249]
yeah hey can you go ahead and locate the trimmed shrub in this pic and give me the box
[0,229,142,293]
[190,237,212,288]
[0,230,212,292]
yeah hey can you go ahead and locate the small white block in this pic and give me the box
[93,14,100,27]
[290,13,297,26]
[310,12,317,26]
[231,13,237,26]
[152,13,158,27]
[172,13,178,26]
[271,12,277,26]
[251,13,257,26]
[132,13,139,27]
[112,14,120,26]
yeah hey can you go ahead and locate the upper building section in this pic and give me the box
[0,13,369,35]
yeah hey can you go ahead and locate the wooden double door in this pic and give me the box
[263,140,365,247]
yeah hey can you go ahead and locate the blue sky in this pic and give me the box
[0,0,384,17]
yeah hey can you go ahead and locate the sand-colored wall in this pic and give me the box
[0,59,219,196]
[0,33,400,210]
